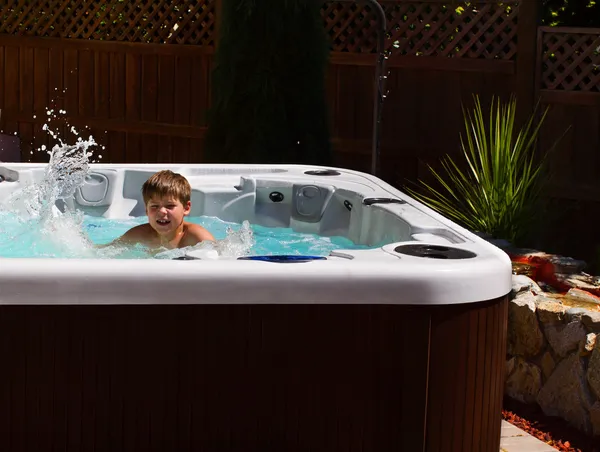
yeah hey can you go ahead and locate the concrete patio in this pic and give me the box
[501,420,557,451]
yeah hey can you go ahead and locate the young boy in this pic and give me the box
[108,170,215,249]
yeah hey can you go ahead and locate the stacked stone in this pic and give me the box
[506,275,600,437]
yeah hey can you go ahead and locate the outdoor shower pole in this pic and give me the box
[336,0,387,177]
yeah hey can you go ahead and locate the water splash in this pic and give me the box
[0,105,101,258]
[0,105,256,259]
[11,138,96,220]
[154,220,255,260]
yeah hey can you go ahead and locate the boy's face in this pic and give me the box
[145,196,191,236]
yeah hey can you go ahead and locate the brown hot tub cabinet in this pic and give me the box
[0,296,507,452]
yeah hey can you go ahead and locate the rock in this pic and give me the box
[588,344,600,400]
[544,320,587,358]
[508,292,546,358]
[537,354,595,434]
[505,357,542,403]
[556,273,600,296]
[589,401,600,437]
[506,357,515,379]
[505,246,542,255]
[512,262,537,279]
[473,231,494,240]
[488,238,513,248]
[566,307,588,322]
[538,281,561,293]
[566,288,600,305]
[579,333,597,356]
[582,311,600,332]
[536,299,567,324]
[539,351,556,381]
[515,251,586,274]
[511,275,543,295]
[548,256,587,275]
[508,250,586,280]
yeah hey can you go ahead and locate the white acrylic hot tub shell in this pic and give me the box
[0,163,512,305]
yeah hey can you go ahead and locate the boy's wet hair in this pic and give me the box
[142,170,191,205]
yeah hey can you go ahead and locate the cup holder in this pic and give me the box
[394,244,477,260]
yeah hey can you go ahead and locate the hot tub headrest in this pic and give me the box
[0,166,19,182]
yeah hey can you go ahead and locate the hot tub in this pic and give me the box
[0,163,511,452]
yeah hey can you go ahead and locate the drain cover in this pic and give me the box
[394,244,476,259]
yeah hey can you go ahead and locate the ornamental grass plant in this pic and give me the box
[406,95,560,245]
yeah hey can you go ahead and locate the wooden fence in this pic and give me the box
[535,26,600,265]
[324,0,537,188]
[0,0,536,174]
[0,0,217,163]
[0,0,599,263]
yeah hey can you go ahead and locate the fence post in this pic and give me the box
[214,0,223,49]
[515,0,541,125]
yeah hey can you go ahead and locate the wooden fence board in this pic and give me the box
[534,27,600,265]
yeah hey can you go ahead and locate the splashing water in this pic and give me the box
[11,139,96,220]
[153,220,256,260]
[0,104,259,259]
[0,105,102,258]
[6,104,96,218]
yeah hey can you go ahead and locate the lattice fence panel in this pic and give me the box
[540,29,600,92]
[322,0,519,59]
[0,0,216,45]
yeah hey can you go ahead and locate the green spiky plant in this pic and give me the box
[405,94,559,245]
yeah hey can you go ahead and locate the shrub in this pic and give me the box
[405,95,557,245]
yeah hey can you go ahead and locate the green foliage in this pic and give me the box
[542,0,599,26]
[405,95,554,245]
[451,0,599,26]
[204,0,332,165]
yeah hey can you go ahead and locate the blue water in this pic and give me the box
[0,212,369,259]
[0,112,372,259]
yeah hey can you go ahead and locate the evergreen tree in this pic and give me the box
[204,0,332,165]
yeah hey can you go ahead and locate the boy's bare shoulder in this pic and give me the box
[119,223,155,243]
[98,223,154,248]
[183,222,215,244]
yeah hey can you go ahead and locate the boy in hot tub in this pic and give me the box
[106,170,215,249]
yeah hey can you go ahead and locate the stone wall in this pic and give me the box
[506,275,600,436]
